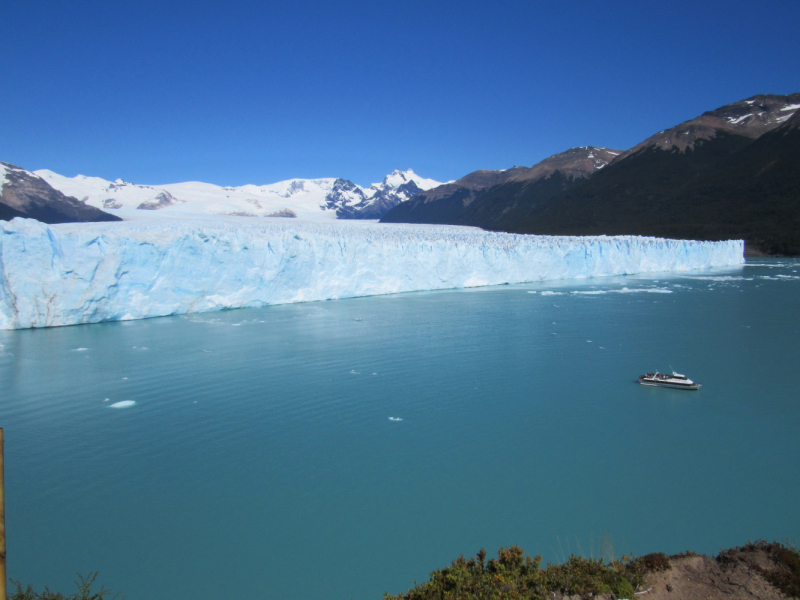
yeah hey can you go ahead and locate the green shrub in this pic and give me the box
[611,576,636,599]
[385,546,662,600]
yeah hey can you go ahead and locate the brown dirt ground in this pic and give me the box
[550,549,789,599]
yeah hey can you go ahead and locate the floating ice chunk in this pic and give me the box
[72,348,89,352]
[541,291,564,296]
[744,264,790,268]
[572,287,673,295]
[109,400,136,409]
[388,417,403,421]
[683,276,752,282]
[527,291,537,294]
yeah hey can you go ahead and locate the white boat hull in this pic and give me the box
[639,380,700,390]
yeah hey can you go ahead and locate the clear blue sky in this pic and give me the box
[2,0,798,187]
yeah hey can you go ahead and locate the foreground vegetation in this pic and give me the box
[8,541,799,599]
[384,541,800,599]
[9,573,119,600]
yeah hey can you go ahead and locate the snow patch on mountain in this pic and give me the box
[0,217,743,330]
[0,163,8,195]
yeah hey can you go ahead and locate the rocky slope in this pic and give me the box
[616,93,800,160]
[382,92,800,255]
[381,147,620,225]
[504,94,800,255]
[0,162,121,224]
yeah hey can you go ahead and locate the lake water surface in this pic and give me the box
[1,259,799,599]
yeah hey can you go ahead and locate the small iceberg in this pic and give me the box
[72,348,89,352]
[109,400,136,409]
[388,417,403,422]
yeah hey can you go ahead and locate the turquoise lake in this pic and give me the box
[1,259,799,599]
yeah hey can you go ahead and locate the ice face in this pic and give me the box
[0,218,744,329]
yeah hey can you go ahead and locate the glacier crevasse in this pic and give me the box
[0,218,744,329]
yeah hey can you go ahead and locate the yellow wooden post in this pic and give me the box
[0,428,5,600]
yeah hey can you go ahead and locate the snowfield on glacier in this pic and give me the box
[0,217,743,329]
[34,168,441,220]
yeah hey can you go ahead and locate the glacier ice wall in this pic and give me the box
[0,218,744,329]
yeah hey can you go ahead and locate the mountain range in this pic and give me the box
[25,168,441,222]
[381,93,800,255]
[2,165,441,223]
[4,92,799,254]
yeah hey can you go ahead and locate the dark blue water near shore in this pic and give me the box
[1,259,799,599]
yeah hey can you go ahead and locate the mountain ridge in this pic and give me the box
[381,146,620,225]
[381,92,800,255]
[498,95,800,254]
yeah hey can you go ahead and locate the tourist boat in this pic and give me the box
[638,371,701,390]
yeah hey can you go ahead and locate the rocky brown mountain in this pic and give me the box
[1,162,122,224]
[614,93,800,161]
[383,92,800,255]
[503,95,800,255]
[381,146,620,225]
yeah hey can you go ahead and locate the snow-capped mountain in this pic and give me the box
[330,169,441,219]
[34,169,441,222]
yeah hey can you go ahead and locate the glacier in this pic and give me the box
[0,217,744,330]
